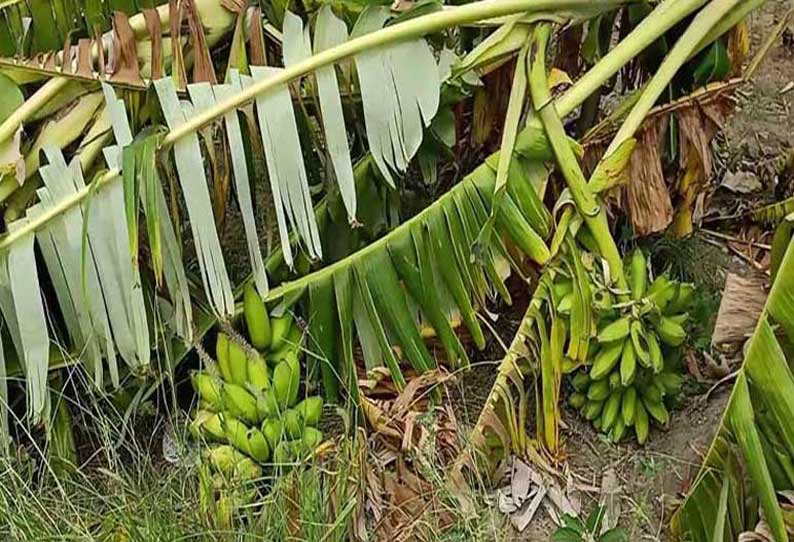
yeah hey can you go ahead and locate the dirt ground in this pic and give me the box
[458,2,794,540]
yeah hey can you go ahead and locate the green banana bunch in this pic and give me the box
[244,283,272,350]
[563,248,692,445]
[189,309,324,474]
[569,365,683,444]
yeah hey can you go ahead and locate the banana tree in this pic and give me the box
[0,0,772,470]
[0,0,628,439]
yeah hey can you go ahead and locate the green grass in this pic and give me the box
[0,369,508,542]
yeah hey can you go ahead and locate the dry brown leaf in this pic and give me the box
[249,6,267,66]
[392,369,449,414]
[361,397,403,441]
[625,119,674,236]
[220,0,247,12]
[110,12,143,85]
[169,0,188,88]
[678,99,734,183]
[61,34,73,75]
[184,0,217,84]
[143,8,164,80]
[712,272,768,347]
[728,21,751,75]
[76,39,92,76]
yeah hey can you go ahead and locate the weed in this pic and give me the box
[551,505,627,542]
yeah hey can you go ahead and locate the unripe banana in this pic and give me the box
[246,429,271,462]
[244,283,272,350]
[205,445,248,476]
[247,352,270,393]
[295,396,323,427]
[273,355,300,409]
[647,331,663,373]
[667,282,694,314]
[562,358,581,374]
[608,371,621,390]
[646,274,670,297]
[601,389,622,431]
[262,418,285,450]
[286,324,302,348]
[571,372,591,392]
[192,372,223,411]
[256,391,280,420]
[656,372,684,395]
[592,415,603,431]
[635,402,649,445]
[284,409,304,439]
[641,382,664,404]
[621,387,637,426]
[592,289,615,314]
[647,276,676,312]
[611,417,626,443]
[228,339,249,387]
[191,410,226,442]
[643,396,669,426]
[269,315,294,351]
[235,456,264,480]
[590,341,624,380]
[630,320,651,368]
[587,379,610,402]
[222,383,259,424]
[597,316,632,343]
[584,400,604,420]
[668,312,689,326]
[301,427,323,451]
[568,392,586,409]
[216,333,232,383]
[267,341,299,367]
[654,316,686,347]
[222,417,253,457]
[628,249,647,300]
[620,340,636,386]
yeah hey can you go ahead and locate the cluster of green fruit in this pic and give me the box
[566,250,691,444]
[189,284,325,475]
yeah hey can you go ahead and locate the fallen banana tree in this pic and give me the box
[670,235,794,542]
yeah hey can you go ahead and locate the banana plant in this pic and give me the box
[670,235,794,542]
[0,0,773,458]
[450,0,770,472]
[0,0,626,431]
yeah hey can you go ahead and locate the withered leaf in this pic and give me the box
[625,118,674,236]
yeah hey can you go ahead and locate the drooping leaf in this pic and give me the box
[154,78,235,318]
[0,220,50,423]
[307,275,340,403]
[215,71,269,296]
[313,6,356,222]
[103,83,193,341]
[333,267,358,404]
[249,65,323,263]
[351,6,439,186]
[388,228,468,367]
[352,266,405,390]
[357,249,434,376]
